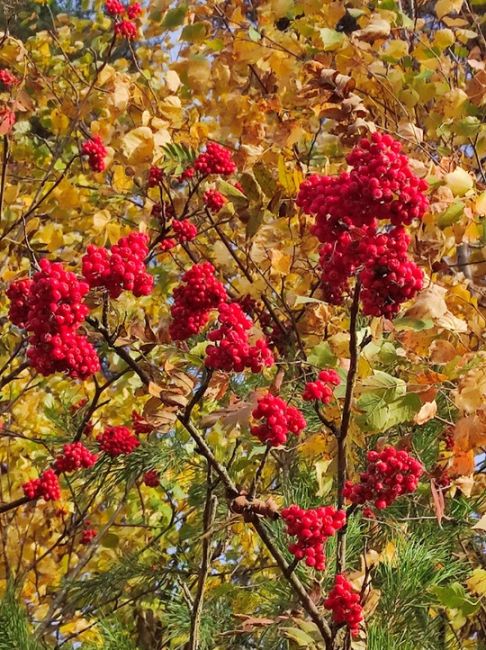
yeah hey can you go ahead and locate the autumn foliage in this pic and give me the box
[0,1,485,649]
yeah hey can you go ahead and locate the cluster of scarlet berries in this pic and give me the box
[281,505,346,570]
[169,262,228,340]
[324,574,363,636]
[82,231,153,299]
[343,446,423,509]
[23,469,61,502]
[143,470,160,487]
[303,368,340,403]
[0,69,19,89]
[296,133,428,317]
[203,189,226,213]
[53,442,98,473]
[194,142,237,176]
[81,135,108,172]
[96,426,140,456]
[132,410,154,435]
[250,394,306,447]
[7,260,100,379]
[205,302,274,373]
[80,525,97,545]
[104,1,142,40]
[159,219,198,253]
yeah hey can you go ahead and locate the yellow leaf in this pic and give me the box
[166,69,181,92]
[467,568,486,594]
[121,127,154,165]
[278,155,294,194]
[413,400,437,425]
[436,0,463,19]
[445,167,474,196]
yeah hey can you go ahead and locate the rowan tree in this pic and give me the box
[0,1,485,649]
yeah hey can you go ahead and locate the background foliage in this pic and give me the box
[0,0,485,648]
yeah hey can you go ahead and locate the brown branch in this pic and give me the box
[0,360,30,391]
[0,495,31,515]
[336,281,361,576]
[252,519,332,648]
[0,135,9,224]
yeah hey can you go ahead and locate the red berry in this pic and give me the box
[104,0,124,15]
[169,262,227,340]
[82,231,153,299]
[126,2,142,19]
[250,394,305,447]
[172,219,198,242]
[23,469,61,502]
[80,528,97,544]
[343,445,423,509]
[114,19,137,40]
[7,278,33,327]
[0,69,19,88]
[53,442,98,473]
[81,135,108,172]
[281,505,346,571]
[204,189,226,213]
[148,166,163,187]
[143,470,160,487]
[97,426,140,456]
[132,410,154,435]
[324,574,363,636]
[194,142,236,176]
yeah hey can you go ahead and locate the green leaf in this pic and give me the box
[319,28,345,51]
[431,583,480,616]
[357,392,421,433]
[307,342,337,368]
[217,179,249,206]
[361,370,406,399]
[101,533,119,549]
[180,22,207,42]
[162,5,187,29]
[393,318,435,331]
[253,161,277,197]
[438,201,465,228]
[248,26,261,41]
[282,627,318,648]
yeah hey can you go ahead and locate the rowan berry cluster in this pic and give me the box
[148,165,164,187]
[81,135,108,172]
[0,69,19,88]
[178,167,195,182]
[105,1,141,39]
[172,219,198,242]
[205,302,274,373]
[82,231,153,299]
[281,505,346,570]
[250,394,306,447]
[96,426,140,456]
[169,262,227,340]
[303,368,340,403]
[324,574,363,636]
[80,527,97,545]
[8,260,100,379]
[343,446,423,509]
[194,142,236,176]
[204,189,226,213]
[143,470,160,487]
[23,469,61,502]
[297,133,427,317]
[6,278,33,327]
[53,442,98,474]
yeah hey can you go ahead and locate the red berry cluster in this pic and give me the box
[194,142,236,176]
[159,238,176,253]
[172,219,198,242]
[8,259,100,379]
[23,469,61,502]
[324,574,363,636]
[143,470,160,487]
[82,231,153,299]
[205,302,274,373]
[169,262,227,340]
[204,189,226,213]
[105,1,141,39]
[132,410,154,435]
[0,69,19,88]
[343,446,423,509]
[178,167,195,182]
[281,505,346,570]
[53,442,98,474]
[147,165,163,187]
[303,368,340,403]
[80,527,97,545]
[297,133,427,317]
[97,426,140,456]
[81,135,108,172]
[6,278,33,327]
[250,394,306,447]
